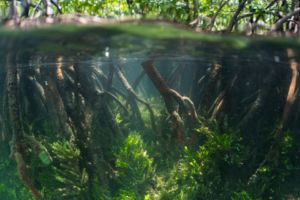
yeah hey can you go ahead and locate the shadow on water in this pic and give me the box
[0,24,299,199]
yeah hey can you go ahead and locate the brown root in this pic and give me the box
[115,64,158,131]
[280,48,298,132]
[115,64,145,128]
[56,56,64,80]
[15,150,42,200]
[142,59,198,144]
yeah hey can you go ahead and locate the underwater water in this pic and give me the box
[0,24,300,199]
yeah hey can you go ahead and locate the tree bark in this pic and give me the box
[142,60,198,143]
[142,60,184,143]
[279,48,298,132]
[115,65,145,129]
[227,0,249,32]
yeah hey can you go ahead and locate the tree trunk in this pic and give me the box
[9,0,17,18]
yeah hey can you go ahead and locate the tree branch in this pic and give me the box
[227,0,249,32]
[208,0,228,31]
[271,7,300,31]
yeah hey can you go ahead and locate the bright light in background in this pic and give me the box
[105,47,110,58]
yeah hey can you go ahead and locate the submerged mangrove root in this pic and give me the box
[103,91,130,115]
[211,72,239,120]
[15,150,42,200]
[56,56,64,80]
[142,59,198,143]
[238,90,262,126]
[280,48,298,131]
[115,64,157,131]
[168,88,198,120]
[89,66,128,100]
[238,65,277,128]
[115,65,144,127]
[248,48,299,185]
[6,54,42,199]
[57,62,96,200]
[208,90,225,119]
[196,62,223,113]
[106,63,115,90]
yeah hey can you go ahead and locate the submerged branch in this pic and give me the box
[103,91,129,115]
[142,59,198,143]
[208,90,225,119]
[115,64,157,131]
[115,64,144,128]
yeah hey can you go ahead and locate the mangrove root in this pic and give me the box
[15,150,42,200]
[248,48,299,186]
[142,59,198,143]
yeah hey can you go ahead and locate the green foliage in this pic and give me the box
[231,191,252,200]
[148,123,247,200]
[0,144,34,200]
[114,113,123,125]
[59,0,130,17]
[39,140,88,200]
[196,126,245,167]
[247,131,299,199]
[113,189,136,200]
[114,131,155,199]
[90,177,111,200]
[1,109,299,200]
[152,147,201,200]
[1,0,299,34]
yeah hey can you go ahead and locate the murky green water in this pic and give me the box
[0,24,299,200]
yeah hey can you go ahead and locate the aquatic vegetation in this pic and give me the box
[41,140,88,199]
[0,144,34,200]
[144,122,247,200]
[113,132,155,199]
